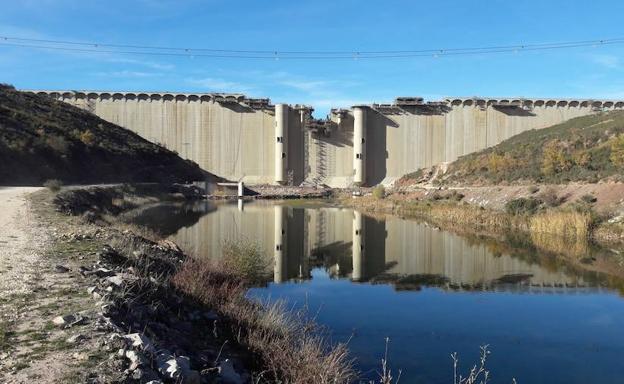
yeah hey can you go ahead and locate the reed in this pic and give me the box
[529,210,592,240]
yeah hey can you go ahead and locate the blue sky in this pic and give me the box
[2,0,624,117]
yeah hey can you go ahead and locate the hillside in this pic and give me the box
[0,84,210,185]
[406,111,624,186]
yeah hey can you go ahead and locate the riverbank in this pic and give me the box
[342,183,624,245]
[0,184,354,383]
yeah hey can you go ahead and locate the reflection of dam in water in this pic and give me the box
[172,202,595,291]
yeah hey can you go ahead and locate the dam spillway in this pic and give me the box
[28,90,624,187]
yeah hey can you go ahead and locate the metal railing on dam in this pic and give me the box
[27,90,624,187]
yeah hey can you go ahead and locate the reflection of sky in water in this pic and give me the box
[133,201,624,383]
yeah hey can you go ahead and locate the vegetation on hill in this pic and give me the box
[0,84,209,185]
[413,111,624,185]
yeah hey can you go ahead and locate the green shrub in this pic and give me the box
[43,179,63,192]
[221,239,270,283]
[505,197,541,215]
[372,185,385,199]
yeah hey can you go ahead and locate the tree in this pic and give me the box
[541,140,570,175]
[610,134,624,167]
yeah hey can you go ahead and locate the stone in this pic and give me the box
[156,354,200,384]
[123,333,156,354]
[218,359,244,384]
[125,350,147,371]
[106,275,124,287]
[66,334,87,344]
[52,313,86,328]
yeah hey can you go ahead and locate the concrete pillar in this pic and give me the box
[237,181,244,198]
[274,206,287,283]
[353,106,367,185]
[352,210,364,281]
[275,104,289,184]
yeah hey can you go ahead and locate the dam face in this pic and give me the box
[31,90,624,187]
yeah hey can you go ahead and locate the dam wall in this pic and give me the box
[30,90,624,187]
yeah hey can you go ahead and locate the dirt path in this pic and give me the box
[0,187,47,300]
[0,187,107,383]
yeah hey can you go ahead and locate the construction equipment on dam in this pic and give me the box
[29,90,624,187]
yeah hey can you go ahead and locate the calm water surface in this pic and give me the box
[133,200,624,384]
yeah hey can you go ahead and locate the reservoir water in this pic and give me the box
[132,200,624,383]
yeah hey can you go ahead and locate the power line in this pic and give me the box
[0,35,622,60]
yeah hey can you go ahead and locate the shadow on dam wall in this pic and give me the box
[366,111,398,186]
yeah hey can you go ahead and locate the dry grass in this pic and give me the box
[172,257,355,384]
[403,202,528,232]
[529,210,592,239]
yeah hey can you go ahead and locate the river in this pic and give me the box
[130,199,624,383]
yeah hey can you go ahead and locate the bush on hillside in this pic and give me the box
[505,197,541,215]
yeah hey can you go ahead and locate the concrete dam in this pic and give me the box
[30,90,624,187]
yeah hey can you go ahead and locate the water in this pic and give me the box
[132,200,624,383]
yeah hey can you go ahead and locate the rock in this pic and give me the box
[106,275,125,287]
[123,333,156,354]
[66,334,87,344]
[125,350,147,371]
[157,354,200,384]
[54,265,70,273]
[218,359,244,384]
[52,313,86,328]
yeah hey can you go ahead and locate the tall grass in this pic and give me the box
[403,202,528,232]
[172,257,355,384]
[529,210,592,240]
